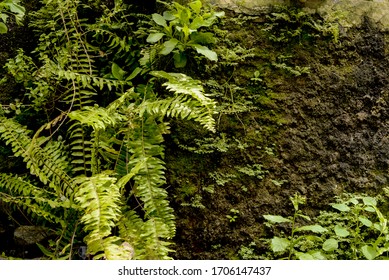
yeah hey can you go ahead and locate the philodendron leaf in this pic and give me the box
[263,215,291,223]
[322,238,338,252]
[191,44,217,61]
[152,13,167,27]
[146,32,165,43]
[0,22,7,34]
[334,225,350,237]
[295,224,328,233]
[361,245,378,260]
[270,237,290,253]
[160,38,179,55]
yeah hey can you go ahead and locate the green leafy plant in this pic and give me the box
[263,5,339,45]
[264,194,328,260]
[316,194,389,260]
[145,0,224,68]
[0,0,25,33]
[227,208,240,223]
[264,193,389,260]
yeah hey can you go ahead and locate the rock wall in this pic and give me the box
[207,0,389,29]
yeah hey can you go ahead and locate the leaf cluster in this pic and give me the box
[144,0,224,68]
[264,193,389,260]
[0,0,25,33]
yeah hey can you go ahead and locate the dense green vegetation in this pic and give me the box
[0,0,389,260]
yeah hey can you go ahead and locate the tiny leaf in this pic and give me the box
[358,216,373,227]
[191,44,217,61]
[361,245,378,260]
[263,215,291,223]
[270,237,290,253]
[295,224,328,233]
[295,252,315,260]
[160,38,179,55]
[152,13,167,27]
[146,32,165,43]
[331,203,350,212]
[323,238,338,252]
[334,225,350,237]
[362,196,377,206]
[0,22,7,34]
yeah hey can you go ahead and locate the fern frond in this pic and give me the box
[149,71,216,132]
[126,117,175,236]
[0,173,73,225]
[0,117,74,197]
[74,174,131,259]
[150,71,216,107]
[141,95,216,132]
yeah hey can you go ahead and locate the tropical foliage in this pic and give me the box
[0,0,218,259]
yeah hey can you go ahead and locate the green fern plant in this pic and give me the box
[0,0,218,260]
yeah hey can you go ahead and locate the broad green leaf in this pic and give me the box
[190,16,205,30]
[160,38,179,55]
[322,238,338,252]
[310,250,327,260]
[361,245,378,260]
[334,225,350,237]
[111,63,126,80]
[189,0,202,14]
[373,223,384,231]
[295,252,315,260]
[0,13,8,22]
[7,2,25,15]
[152,13,167,27]
[163,11,175,21]
[358,216,373,227]
[191,44,217,61]
[295,224,328,233]
[146,32,165,43]
[296,213,311,221]
[173,52,187,68]
[126,67,142,81]
[263,215,291,223]
[270,237,290,253]
[214,11,225,18]
[331,203,350,212]
[365,206,376,212]
[0,22,7,33]
[363,196,377,206]
[349,198,359,205]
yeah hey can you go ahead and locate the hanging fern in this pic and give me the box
[74,174,132,260]
[0,0,219,260]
